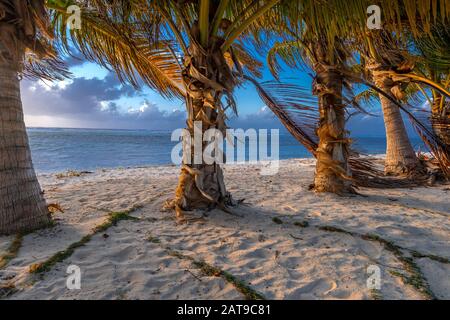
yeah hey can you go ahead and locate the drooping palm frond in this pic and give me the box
[243,76,318,154]
[231,41,264,79]
[247,77,425,188]
[252,78,367,135]
[48,0,184,99]
[353,88,379,108]
[22,52,70,81]
[266,39,310,79]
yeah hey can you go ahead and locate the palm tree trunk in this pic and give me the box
[431,96,450,146]
[376,75,423,175]
[173,94,229,211]
[313,68,354,194]
[171,51,233,216]
[0,57,51,235]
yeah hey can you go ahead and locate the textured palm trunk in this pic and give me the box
[313,68,353,194]
[431,97,450,146]
[0,57,50,235]
[376,75,423,176]
[171,50,232,217]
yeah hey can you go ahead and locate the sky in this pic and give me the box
[21,54,414,137]
[22,59,288,131]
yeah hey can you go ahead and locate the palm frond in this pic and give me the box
[267,40,308,79]
[244,76,319,154]
[49,0,184,98]
[231,42,263,79]
[347,71,450,177]
[246,76,434,187]
[23,51,70,81]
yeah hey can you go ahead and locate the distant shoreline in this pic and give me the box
[26,126,390,138]
[27,127,418,173]
[26,126,175,132]
[36,156,388,176]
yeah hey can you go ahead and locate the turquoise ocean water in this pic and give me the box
[27,127,425,173]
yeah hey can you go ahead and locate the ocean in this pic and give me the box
[27,127,425,173]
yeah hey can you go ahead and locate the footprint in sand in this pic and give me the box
[286,278,337,299]
[356,238,383,260]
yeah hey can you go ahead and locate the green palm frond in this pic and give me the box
[414,25,450,71]
[353,88,379,107]
[49,0,184,98]
[266,39,310,78]
[221,0,280,52]
[231,42,263,79]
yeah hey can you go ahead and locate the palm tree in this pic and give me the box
[361,31,424,176]
[0,1,61,234]
[263,0,358,194]
[308,38,354,193]
[149,1,278,215]
[54,0,283,219]
[413,23,450,146]
[265,0,450,188]
[0,0,183,234]
[358,4,450,177]
[363,1,450,177]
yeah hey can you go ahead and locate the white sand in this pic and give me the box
[0,158,449,300]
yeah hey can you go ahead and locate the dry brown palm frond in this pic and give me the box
[246,76,440,187]
[22,51,70,81]
[243,76,319,154]
[47,203,64,214]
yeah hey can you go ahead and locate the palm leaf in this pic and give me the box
[247,76,432,187]
[49,0,184,99]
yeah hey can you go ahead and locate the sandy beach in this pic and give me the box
[0,158,449,300]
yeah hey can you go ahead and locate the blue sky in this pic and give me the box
[21,54,417,137]
[22,56,309,127]
[66,55,315,116]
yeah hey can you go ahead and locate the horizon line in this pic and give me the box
[26,126,393,139]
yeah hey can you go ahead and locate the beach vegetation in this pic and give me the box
[272,217,283,224]
[29,206,140,274]
[0,234,24,269]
